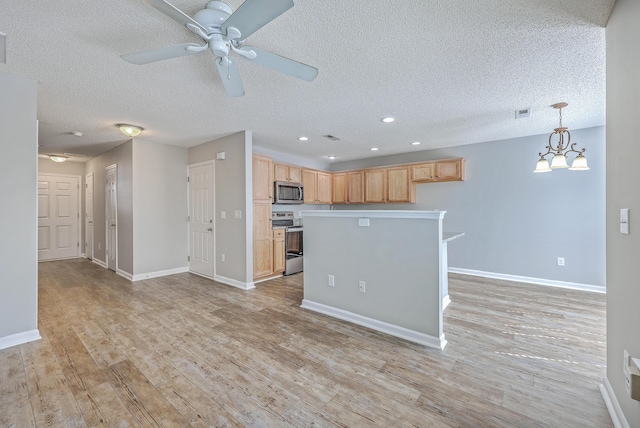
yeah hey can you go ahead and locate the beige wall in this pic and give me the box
[0,72,38,343]
[85,141,134,274]
[188,131,253,285]
[606,0,640,424]
[132,140,188,276]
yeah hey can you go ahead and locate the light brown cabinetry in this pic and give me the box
[253,155,273,200]
[412,158,465,183]
[364,168,387,203]
[274,163,302,183]
[364,166,415,204]
[252,155,274,279]
[332,171,365,204]
[387,166,414,203]
[253,201,273,278]
[303,169,332,204]
[273,229,285,274]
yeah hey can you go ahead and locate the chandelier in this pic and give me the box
[534,102,589,173]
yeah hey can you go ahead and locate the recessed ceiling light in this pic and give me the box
[411,141,421,146]
[370,147,379,151]
[381,117,395,123]
[71,131,83,137]
[298,136,309,141]
[327,155,336,160]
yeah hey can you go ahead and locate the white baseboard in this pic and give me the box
[448,267,605,294]
[81,252,86,258]
[131,266,189,282]
[92,258,107,268]
[0,329,41,351]
[300,299,446,350]
[443,294,451,309]
[214,274,255,290]
[116,269,133,281]
[600,377,630,428]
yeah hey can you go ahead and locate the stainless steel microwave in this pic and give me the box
[274,181,304,204]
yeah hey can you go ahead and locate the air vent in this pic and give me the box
[515,108,531,119]
[323,134,341,141]
[0,33,5,64]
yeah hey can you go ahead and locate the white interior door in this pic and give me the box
[188,163,214,277]
[38,175,80,261]
[106,166,117,271]
[85,173,94,260]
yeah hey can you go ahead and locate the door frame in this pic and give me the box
[37,173,82,261]
[187,160,215,278]
[105,164,117,271]
[85,172,94,260]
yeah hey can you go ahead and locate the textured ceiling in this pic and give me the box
[0,0,614,163]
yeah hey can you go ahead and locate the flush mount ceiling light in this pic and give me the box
[381,117,395,123]
[116,124,143,137]
[49,155,68,163]
[411,141,421,146]
[297,136,309,141]
[327,155,336,160]
[534,103,589,173]
[370,147,379,151]
[71,131,83,137]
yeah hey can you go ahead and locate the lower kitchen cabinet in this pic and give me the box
[273,229,285,274]
[253,201,273,279]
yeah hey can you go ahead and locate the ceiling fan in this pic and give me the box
[121,0,318,97]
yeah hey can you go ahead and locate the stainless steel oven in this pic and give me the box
[272,211,303,276]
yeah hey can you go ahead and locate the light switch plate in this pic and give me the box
[621,208,629,234]
[358,218,370,227]
[221,211,226,219]
[234,210,242,219]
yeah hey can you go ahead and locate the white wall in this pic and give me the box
[605,0,640,424]
[188,131,253,285]
[331,127,606,288]
[0,71,39,347]
[132,140,188,276]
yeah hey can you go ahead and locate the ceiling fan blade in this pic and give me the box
[242,46,318,81]
[146,0,208,34]
[215,57,245,97]
[222,0,294,40]
[121,43,204,65]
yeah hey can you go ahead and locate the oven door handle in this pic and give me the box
[286,227,303,232]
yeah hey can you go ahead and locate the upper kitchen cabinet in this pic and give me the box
[387,166,415,203]
[364,168,386,203]
[412,158,465,183]
[253,155,273,201]
[365,166,415,204]
[274,163,302,183]
[435,158,465,181]
[303,169,332,204]
[333,171,365,205]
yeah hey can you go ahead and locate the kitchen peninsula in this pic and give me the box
[301,210,463,350]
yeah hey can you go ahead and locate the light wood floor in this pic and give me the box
[1,259,611,427]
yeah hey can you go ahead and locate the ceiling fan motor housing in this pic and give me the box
[194,1,232,33]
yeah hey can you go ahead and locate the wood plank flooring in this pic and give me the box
[1,259,611,427]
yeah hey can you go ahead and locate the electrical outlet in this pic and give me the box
[557,257,565,266]
[221,254,225,262]
[358,218,370,227]
[358,280,366,293]
[328,275,335,287]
